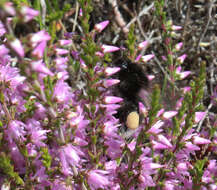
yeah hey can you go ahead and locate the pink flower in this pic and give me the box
[179,71,191,79]
[32,41,46,58]
[20,6,39,22]
[0,21,6,37]
[30,30,51,47]
[176,66,191,79]
[87,170,110,190]
[95,51,104,57]
[104,96,123,104]
[9,38,24,57]
[0,64,25,88]
[157,109,165,117]
[135,54,142,62]
[138,40,148,50]
[182,86,191,93]
[172,25,182,30]
[55,48,69,55]
[101,45,120,53]
[53,80,72,103]
[177,54,187,63]
[141,54,155,62]
[6,120,26,143]
[147,120,164,134]
[195,112,206,123]
[58,39,72,46]
[95,20,109,32]
[79,8,83,17]
[157,134,173,148]
[193,136,211,145]
[59,144,84,175]
[31,60,54,76]
[163,111,178,119]
[175,42,183,51]
[3,2,16,16]
[103,79,120,87]
[105,67,120,76]
[147,75,155,81]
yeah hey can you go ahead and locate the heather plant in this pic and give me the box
[0,1,216,190]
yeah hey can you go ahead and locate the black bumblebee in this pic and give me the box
[112,58,149,130]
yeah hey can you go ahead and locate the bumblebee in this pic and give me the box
[113,58,149,130]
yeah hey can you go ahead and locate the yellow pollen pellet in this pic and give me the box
[126,111,139,130]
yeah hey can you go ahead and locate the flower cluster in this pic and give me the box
[0,1,216,190]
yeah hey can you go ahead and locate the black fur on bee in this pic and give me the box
[112,58,149,129]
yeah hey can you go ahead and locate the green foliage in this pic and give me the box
[78,0,93,34]
[148,85,161,128]
[40,147,52,170]
[0,152,24,185]
[11,0,29,7]
[174,62,206,151]
[190,157,208,189]
[126,24,136,58]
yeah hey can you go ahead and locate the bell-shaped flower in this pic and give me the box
[141,54,155,63]
[87,170,110,190]
[104,96,123,104]
[105,67,120,76]
[20,6,39,22]
[31,60,54,76]
[101,45,120,53]
[95,20,109,33]
[9,38,24,58]
[138,40,148,50]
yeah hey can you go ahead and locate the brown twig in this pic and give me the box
[197,0,213,50]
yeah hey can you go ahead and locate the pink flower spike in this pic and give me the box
[31,60,54,76]
[104,96,123,104]
[193,136,211,145]
[101,45,120,53]
[138,40,148,50]
[9,38,24,57]
[95,20,109,32]
[103,79,120,88]
[175,42,183,51]
[172,25,182,30]
[195,112,206,123]
[177,54,187,63]
[20,6,39,22]
[141,54,154,63]
[105,67,120,76]
[163,111,178,119]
